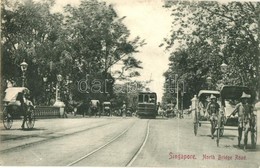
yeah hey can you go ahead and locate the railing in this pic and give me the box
[34,106,60,118]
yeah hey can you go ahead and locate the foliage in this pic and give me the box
[113,81,146,110]
[162,1,260,105]
[1,0,145,104]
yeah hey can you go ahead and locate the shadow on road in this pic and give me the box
[232,144,260,152]
[198,134,236,140]
[22,128,47,131]
[0,128,46,131]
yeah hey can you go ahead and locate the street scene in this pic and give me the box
[1,0,260,167]
[0,116,259,167]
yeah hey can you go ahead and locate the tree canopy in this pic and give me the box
[162,1,260,106]
[1,0,145,104]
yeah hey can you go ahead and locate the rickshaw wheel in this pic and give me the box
[219,128,224,137]
[26,110,35,129]
[251,131,256,149]
[3,108,13,130]
[194,123,198,136]
[251,127,257,149]
[193,110,198,136]
[216,128,220,147]
[250,115,257,149]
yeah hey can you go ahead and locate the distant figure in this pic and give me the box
[90,100,100,117]
[156,102,161,115]
[76,100,89,117]
[121,101,126,117]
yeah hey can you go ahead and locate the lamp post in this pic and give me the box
[206,76,212,89]
[181,80,185,118]
[65,75,72,101]
[221,62,228,73]
[220,61,246,86]
[220,62,228,85]
[20,60,28,87]
[43,76,47,105]
[176,75,179,111]
[167,74,174,95]
[221,62,245,86]
[168,73,179,110]
[53,74,65,117]
[56,74,62,102]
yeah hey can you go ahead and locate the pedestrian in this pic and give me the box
[121,101,126,117]
[206,94,220,139]
[229,92,254,150]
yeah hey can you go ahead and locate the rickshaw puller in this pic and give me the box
[229,92,253,149]
[16,91,28,129]
[206,94,220,139]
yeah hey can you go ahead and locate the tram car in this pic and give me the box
[136,92,157,119]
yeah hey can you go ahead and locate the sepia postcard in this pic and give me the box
[1,0,260,167]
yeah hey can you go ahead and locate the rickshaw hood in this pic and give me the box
[4,87,29,102]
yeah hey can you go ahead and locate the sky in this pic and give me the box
[51,0,173,101]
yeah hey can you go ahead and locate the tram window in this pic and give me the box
[138,95,143,102]
[144,95,149,103]
[149,95,155,103]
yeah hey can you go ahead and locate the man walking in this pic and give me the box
[229,92,253,150]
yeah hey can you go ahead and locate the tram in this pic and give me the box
[136,92,157,119]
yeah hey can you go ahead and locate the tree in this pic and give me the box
[1,0,146,105]
[63,0,145,101]
[162,1,260,100]
[1,0,64,103]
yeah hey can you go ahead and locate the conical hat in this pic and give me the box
[210,94,216,99]
[240,92,251,99]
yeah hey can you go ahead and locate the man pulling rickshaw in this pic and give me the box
[221,85,257,149]
[229,92,254,150]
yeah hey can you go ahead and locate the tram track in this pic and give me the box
[126,120,150,167]
[0,120,118,154]
[66,119,150,167]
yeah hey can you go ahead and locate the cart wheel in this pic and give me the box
[194,111,198,136]
[220,122,224,137]
[3,108,13,130]
[194,123,198,136]
[251,131,256,149]
[220,128,224,137]
[216,128,220,147]
[26,110,35,129]
[250,115,257,149]
[251,127,257,149]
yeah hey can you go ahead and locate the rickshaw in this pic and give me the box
[89,99,100,117]
[165,103,176,118]
[194,90,221,136]
[102,102,111,116]
[221,85,257,149]
[2,87,35,130]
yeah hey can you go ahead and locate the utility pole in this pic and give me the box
[181,81,185,118]
[177,81,179,111]
[175,74,179,110]
[257,3,260,100]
